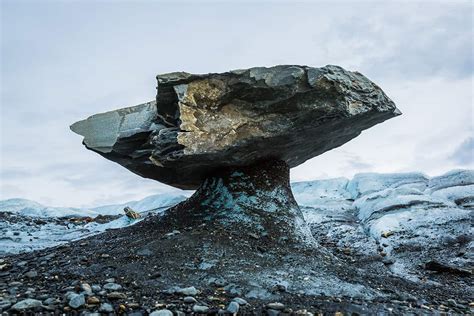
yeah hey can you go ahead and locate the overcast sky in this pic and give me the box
[1,0,473,207]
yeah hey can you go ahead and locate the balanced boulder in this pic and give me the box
[71,65,400,189]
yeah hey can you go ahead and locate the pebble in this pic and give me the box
[80,283,93,294]
[232,297,248,305]
[107,292,127,299]
[183,296,197,303]
[227,301,240,314]
[24,270,38,278]
[127,303,140,309]
[223,284,242,296]
[0,300,12,311]
[267,302,285,310]
[447,299,457,307]
[104,278,115,283]
[87,296,100,304]
[266,309,280,316]
[381,231,394,238]
[9,281,22,286]
[43,298,60,305]
[150,309,174,316]
[207,277,227,287]
[99,303,114,313]
[68,293,85,309]
[193,304,209,313]
[165,230,181,238]
[11,299,43,311]
[136,248,153,257]
[64,291,76,301]
[91,284,101,292]
[178,286,198,296]
[382,258,395,265]
[103,282,122,291]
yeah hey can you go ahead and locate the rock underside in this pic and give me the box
[71,65,400,189]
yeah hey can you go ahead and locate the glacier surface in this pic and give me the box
[1,169,472,283]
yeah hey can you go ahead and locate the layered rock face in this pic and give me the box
[71,65,400,189]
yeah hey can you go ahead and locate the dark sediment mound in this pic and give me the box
[160,159,313,244]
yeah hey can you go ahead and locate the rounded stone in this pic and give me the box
[150,309,173,316]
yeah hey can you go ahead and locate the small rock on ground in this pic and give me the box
[11,299,43,311]
[150,309,173,316]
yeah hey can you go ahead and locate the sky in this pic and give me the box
[1,0,473,208]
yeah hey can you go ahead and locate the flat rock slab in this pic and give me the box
[71,65,400,189]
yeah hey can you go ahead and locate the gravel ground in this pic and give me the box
[1,209,472,315]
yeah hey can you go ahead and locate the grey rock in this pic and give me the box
[9,281,22,286]
[68,293,85,309]
[103,282,122,291]
[183,296,197,303]
[37,294,49,300]
[71,65,399,190]
[24,270,37,278]
[0,300,12,311]
[64,291,76,301]
[227,301,240,314]
[266,309,280,316]
[91,284,102,292]
[11,299,43,311]
[198,261,215,270]
[149,309,173,316]
[164,230,181,238]
[104,278,115,283]
[80,283,92,294]
[232,297,248,305]
[224,283,243,296]
[245,287,273,299]
[107,292,127,299]
[99,303,114,313]
[177,286,198,296]
[136,248,152,256]
[193,304,209,313]
[43,297,60,305]
[267,302,285,310]
[447,299,457,307]
[207,277,227,287]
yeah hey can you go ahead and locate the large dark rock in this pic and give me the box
[71,65,400,189]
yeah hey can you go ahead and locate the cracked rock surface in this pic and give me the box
[71,65,400,189]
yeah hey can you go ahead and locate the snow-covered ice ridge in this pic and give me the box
[294,169,473,282]
[0,193,189,255]
[1,169,473,279]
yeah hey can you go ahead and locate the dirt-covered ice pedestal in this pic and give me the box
[160,159,314,245]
